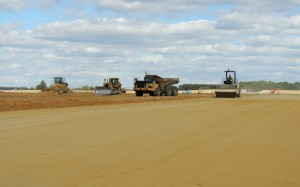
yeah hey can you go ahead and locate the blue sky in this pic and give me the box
[1,0,70,29]
[1,0,300,88]
[0,1,230,28]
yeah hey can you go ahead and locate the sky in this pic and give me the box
[1,0,300,88]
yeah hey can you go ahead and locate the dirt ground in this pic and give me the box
[0,92,213,112]
[0,94,300,186]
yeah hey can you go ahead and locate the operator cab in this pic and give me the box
[144,75,155,83]
[144,75,161,83]
[110,78,119,87]
[103,78,120,87]
[53,77,65,84]
[223,69,237,85]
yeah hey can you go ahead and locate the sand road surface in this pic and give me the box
[0,95,300,186]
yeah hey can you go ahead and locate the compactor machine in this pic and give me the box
[95,78,126,95]
[215,69,241,98]
[133,74,179,96]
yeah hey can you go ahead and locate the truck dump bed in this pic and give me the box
[155,77,180,85]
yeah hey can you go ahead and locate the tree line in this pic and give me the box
[239,81,300,92]
[178,84,217,90]
[179,81,300,91]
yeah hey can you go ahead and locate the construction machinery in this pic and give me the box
[215,69,241,98]
[271,88,280,94]
[95,78,126,95]
[133,74,179,96]
[44,77,69,93]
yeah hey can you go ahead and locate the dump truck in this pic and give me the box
[215,69,241,98]
[43,77,69,93]
[95,78,126,95]
[133,74,179,96]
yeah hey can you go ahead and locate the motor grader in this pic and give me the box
[43,77,69,94]
[133,74,179,96]
[95,78,126,95]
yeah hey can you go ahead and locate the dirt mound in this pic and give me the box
[0,92,214,112]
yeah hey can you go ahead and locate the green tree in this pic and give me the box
[81,85,95,90]
[36,80,47,90]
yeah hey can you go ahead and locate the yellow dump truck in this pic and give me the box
[133,74,179,96]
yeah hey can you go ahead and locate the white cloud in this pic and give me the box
[76,0,300,15]
[0,0,27,11]
[37,0,61,9]
[1,1,300,87]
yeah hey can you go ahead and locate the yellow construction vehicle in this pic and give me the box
[95,78,126,95]
[133,74,179,96]
[44,77,69,93]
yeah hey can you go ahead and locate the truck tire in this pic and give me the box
[149,91,155,96]
[155,89,161,96]
[136,91,143,96]
[172,86,178,96]
[164,86,172,96]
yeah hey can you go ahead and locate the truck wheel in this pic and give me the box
[164,86,172,96]
[155,89,161,96]
[149,91,155,96]
[172,86,178,96]
[136,91,143,96]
